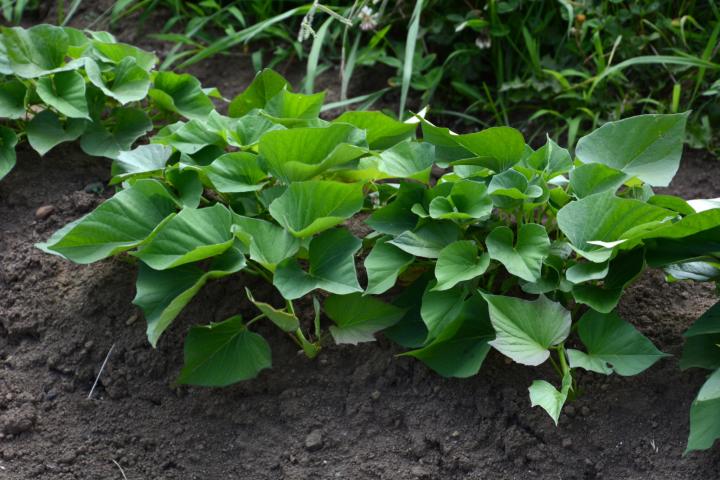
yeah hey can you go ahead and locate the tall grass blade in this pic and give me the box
[399,0,424,119]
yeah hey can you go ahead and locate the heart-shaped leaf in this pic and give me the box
[149,71,214,120]
[529,370,572,425]
[325,293,405,344]
[567,309,668,375]
[134,246,246,346]
[421,286,466,342]
[455,126,526,173]
[569,162,629,198]
[232,215,300,272]
[228,68,289,117]
[273,228,362,299]
[86,56,151,104]
[260,124,367,182]
[178,315,271,386]
[334,110,416,149]
[428,179,493,220]
[486,224,550,282]
[482,293,571,366]
[268,180,364,237]
[2,24,69,77]
[522,136,572,179]
[27,110,87,156]
[406,292,494,377]
[557,190,673,262]
[434,240,490,290]
[364,237,414,295]
[377,141,435,182]
[37,179,177,263]
[133,203,235,270]
[389,221,461,258]
[36,70,89,119]
[112,144,172,183]
[575,113,688,187]
[202,152,267,193]
[80,107,151,159]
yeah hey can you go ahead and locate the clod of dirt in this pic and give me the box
[34,205,55,220]
[305,429,323,451]
[1,405,37,435]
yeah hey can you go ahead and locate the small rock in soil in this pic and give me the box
[0,405,37,435]
[562,438,572,448]
[410,465,431,478]
[305,429,323,451]
[34,205,55,220]
[370,390,381,401]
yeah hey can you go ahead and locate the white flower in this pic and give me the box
[358,6,379,31]
[475,34,491,50]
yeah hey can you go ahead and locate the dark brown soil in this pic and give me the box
[1,144,720,480]
[2,5,720,479]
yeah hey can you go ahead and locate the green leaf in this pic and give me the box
[434,240,490,290]
[245,288,299,332]
[273,228,362,300]
[27,110,87,156]
[405,292,494,378]
[0,79,27,118]
[364,237,414,295]
[149,71,213,120]
[389,221,461,258]
[421,286,465,341]
[377,141,435,182]
[85,57,151,105]
[455,126,525,172]
[232,215,300,272]
[263,89,325,122]
[2,25,69,78]
[80,107,151,159]
[229,113,285,147]
[0,126,18,180]
[565,260,609,284]
[557,190,673,262]
[529,370,572,425]
[325,293,405,344]
[569,163,629,198]
[488,169,544,206]
[268,180,364,238]
[522,136,572,179]
[366,182,424,235]
[36,71,89,119]
[681,302,720,371]
[134,246,246,346]
[687,368,720,452]
[37,179,177,263]
[571,249,645,313]
[178,315,271,387]
[486,224,550,282]
[133,203,235,270]
[334,111,416,149]
[259,124,367,182]
[575,113,689,187]
[567,309,668,375]
[428,179,493,221]
[482,293,571,366]
[228,69,289,117]
[153,118,226,154]
[90,40,157,71]
[202,152,267,193]
[112,144,172,182]
[421,120,474,164]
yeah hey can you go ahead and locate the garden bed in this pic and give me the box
[1,146,719,479]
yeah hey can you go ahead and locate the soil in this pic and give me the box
[2,5,720,480]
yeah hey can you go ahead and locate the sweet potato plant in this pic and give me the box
[0,24,219,180]
[34,67,720,452]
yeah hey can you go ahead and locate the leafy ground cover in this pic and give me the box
[26,64,720,451]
